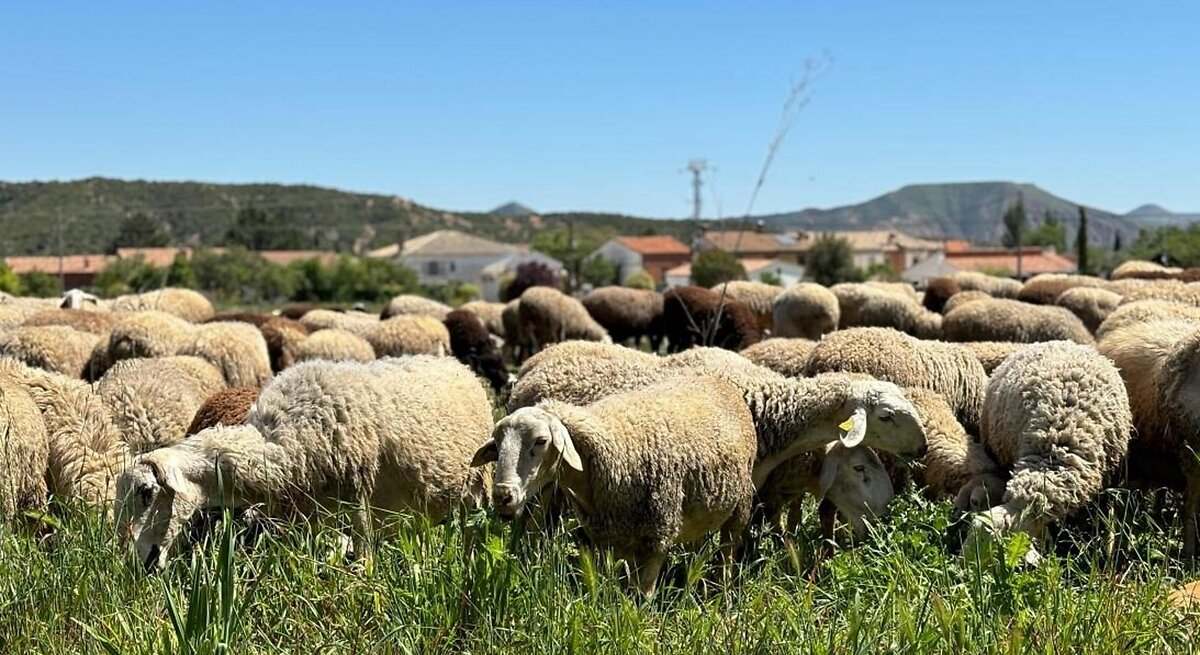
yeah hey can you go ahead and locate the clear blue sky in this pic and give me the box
[2,2,1197,217]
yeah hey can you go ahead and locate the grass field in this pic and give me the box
[2,489,1197,654]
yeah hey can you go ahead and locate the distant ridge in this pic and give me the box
[1123,203,1200,229]
[490,201,536,216]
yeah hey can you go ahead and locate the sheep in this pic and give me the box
[902,388,1002,503]
[473,375,757,595]
[960,341,1025,375]
[831,283,942,339]
[22,308,117,334]
[803,327,988,433]
[581,286,665,349]
[0,302,47,329]
[364,315,449,358]
[951,272,1022,299]
[1017,274,1110,305]
[1119,282,1200,307]
[0,326,101,379]
[291,329,377,364]
[757,443,894,539]
[662,286,761,353]
[501,299,531,363]
[0,378,50,518]
[1098,320,1200,557]
[177,322,273,388]
[711,281,782,333]
[258,317,309,372]
[922,277,962,314]
[739,338,816,378]
[110,288,214,322]
[866,281,920,303]
[942,290,992,314]
[1055,286,1121,333]
[942,298,1093,344]
[965,341,1132,562]
[1096,300,1200,340]
[459,300,508,338]
[59,288,102,310]
[518,286,610,352]
[772,283,840,340]
[0,359,126,507]
[298,308,379,335]
[380,294,451,320]
[444,309,508,391]
[1111,260,1183,281]
[186,387,259,436]
[116,356,494,571]
[98,356,227,455]
[105,311,194,364]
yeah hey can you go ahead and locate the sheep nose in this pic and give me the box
[496,490,515,506]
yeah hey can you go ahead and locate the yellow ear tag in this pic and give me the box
[838,417,856,432]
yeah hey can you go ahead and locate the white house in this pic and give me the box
[811,230,944,272]
[588,235,692,286]
[368,229,562,301]
[663,257,805,288]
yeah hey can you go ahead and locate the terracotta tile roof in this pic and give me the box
[700,230,810,254]
[116,247,195,267]
[614,235,690,256]
[819,230,943,252]
[945,247,1076,276]
[6,254,114,275]
[256,250,339,266]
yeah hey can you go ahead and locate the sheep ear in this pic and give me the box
[816,455,840,500]
[838,407,868,448]
[549,418,583,472]
[145,457,186,495]
[470,441,498,467]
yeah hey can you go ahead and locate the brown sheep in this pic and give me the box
[662,286,761,353]
[186,387,260,436]
[581,286,664,349]
[923,277,961,314]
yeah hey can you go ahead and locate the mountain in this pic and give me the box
[756,182,1140,248]
[1127,203,1172,217]
[490,201,536,216]
[0,178,696,255]
[1123,204,1200,229]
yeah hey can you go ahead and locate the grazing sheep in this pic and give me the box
[711,281,782,333]
[105,311,194,364]
[772,283,840,340]
[365,315,449,358]
[0,326,101,378]
[258,317,309,372]
[951,272,1022,299]
[291,329,376,364]
[960,341,1024,375]
[1096,300,1200,340]
[177,322,273,388]
[942,290,992,314]
[803,327,988,432]
[280,303,333,320]
[1098,320,1200,557]
[923,277,962,314]
[581,286,665,349]
[205,311,273,327]
[98,356,227,455]
[758,443,894,539]
[186,387,259,436]
[0,379,50,518]
[943,298,1093,345]
[23,308,117,334]
[740,338,816,378]
[0,302,48,329]
[59,289,103,310]
[298,308,379,335]
[0,359,125,507]
[1111,260,1182,281]
[518,287,610,352]
[1017,274,1110,305]
[474,376,757,595]
[903,388,1002,503]
[380,294,451,320]
[662,286,761,353]
[501,299,532,363]
[444,309,508,391]
[110,288,214,322]
[459,300,507,338]
[1119,281,1200,307]
[831,283,942,339]
[966,342,1132,562]
[116,356,494,570]
[1055,286,1121,333]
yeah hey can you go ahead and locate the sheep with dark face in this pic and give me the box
[518,287,610,352]
[444,309,509,391]
[923,277,961,314]
[662,286,761,353]
[581,287,665,350]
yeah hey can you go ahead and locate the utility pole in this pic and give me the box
[686,159,708,220]
[56,208,66,288]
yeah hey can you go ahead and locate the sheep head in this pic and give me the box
[817,443,894,540]
[60,288,100,310]
[471,406,582,520]
[845,380,927,457]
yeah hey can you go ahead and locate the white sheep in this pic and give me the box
[98,356,227,454]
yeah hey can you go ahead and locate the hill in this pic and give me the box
[756,182,1141,247]
[0,178,697,255]
[1124,203,1200,229]
[490,201,537,216]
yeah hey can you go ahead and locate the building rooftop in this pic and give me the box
[6,254,113,275]
[699,230,810,254]
[613,235,690,256]
[372,230,522,258]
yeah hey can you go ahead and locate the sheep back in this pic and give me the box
[772,283,839,339]
[943,298,1093,344]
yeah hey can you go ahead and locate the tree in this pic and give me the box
[1026,211,1067,252]
[226,207,307,251]
[623,269,655,290]
[1076,206,1089,274]
[1114,231,1123,252]
[502,262,560,301]
[165,252,196,288]
[805,234,860,286]
[757,271,782,286]
[0,263,22,295]
[19,272,61,297]
[93,256,165,296]
[111,212,169,250]
[691,250,746,288]
[580,256,617,288]
[1001,197,1028,249]
[531,227,607,292]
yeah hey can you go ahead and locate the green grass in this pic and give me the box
[2,489,1197,654]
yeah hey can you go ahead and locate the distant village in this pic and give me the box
[5,224,1079,301]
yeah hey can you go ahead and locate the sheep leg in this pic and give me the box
[818,499,837,550]
[1185,471,1200,560]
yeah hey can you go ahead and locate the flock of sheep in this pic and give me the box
[0,257,1198,596]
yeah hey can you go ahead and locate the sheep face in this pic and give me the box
[472,407,582,520]
[852,382,927,457]
[818,444,894,539]
[60,289,100,309]
[115,451,208,572]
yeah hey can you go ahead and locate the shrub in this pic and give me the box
[691,250,746,288]
[622,269,655,290]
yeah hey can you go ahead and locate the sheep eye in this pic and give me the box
[853,465,867,474]
[533,437,549,448]
[879,413,894,423]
